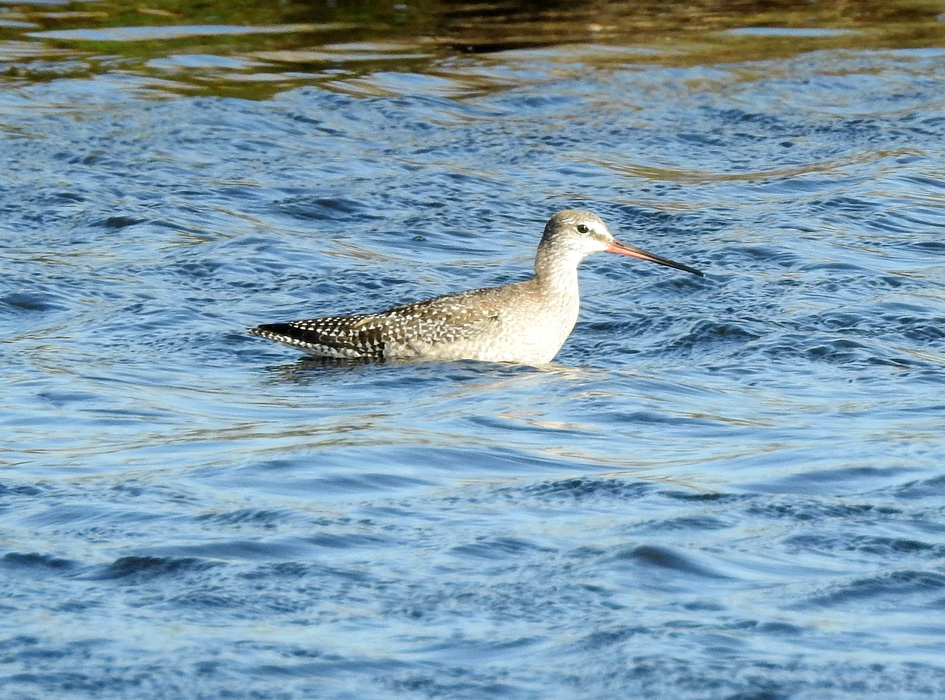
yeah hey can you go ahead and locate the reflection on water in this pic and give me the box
[2,1,945,699]
[1,0,944,98]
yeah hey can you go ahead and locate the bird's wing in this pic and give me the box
[373,287,505,348]
[251,313,385,358]
[251,283,517,359]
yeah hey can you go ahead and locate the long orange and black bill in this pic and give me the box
[607,240,704,277]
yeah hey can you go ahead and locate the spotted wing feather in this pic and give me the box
[252,285,508,360]
[378,290,503,354]
[251,314,386,359]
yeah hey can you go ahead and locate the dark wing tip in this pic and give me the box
[250,322,319,348]
[249,323,298,342]
[250,323,291,337]
[249,320,381,359]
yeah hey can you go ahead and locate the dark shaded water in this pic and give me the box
[2,2,945,698]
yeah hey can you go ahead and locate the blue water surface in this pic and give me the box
[2,23,945,700]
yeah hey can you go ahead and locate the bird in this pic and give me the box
[250,209,704,365]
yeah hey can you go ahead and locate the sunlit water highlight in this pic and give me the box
[2,16,945,700]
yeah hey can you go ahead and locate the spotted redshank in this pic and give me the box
[251,209,704,364]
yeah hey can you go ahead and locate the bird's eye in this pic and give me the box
[576,224,590,234]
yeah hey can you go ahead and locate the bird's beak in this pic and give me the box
[607,239,704,277]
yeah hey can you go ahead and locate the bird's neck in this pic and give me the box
[533,245,582,299]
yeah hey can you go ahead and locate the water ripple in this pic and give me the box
[2,17,945,700]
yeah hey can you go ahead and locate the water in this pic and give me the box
[3,3,945,698]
